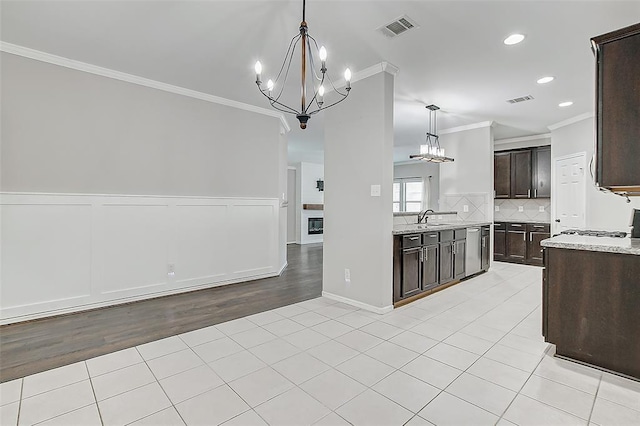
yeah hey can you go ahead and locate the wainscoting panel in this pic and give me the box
[0,193,281,323]
[0,202,93,308]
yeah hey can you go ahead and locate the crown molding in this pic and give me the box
[495,133,551,145]
[0,42,291,133]
[439,121,494,135]
[548,112,594,131]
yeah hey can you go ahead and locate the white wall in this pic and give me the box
[439,124,495,222]
[0,52,288,321]
[551,116,640,232]
[393,162,440,211]
[323,68,395,313]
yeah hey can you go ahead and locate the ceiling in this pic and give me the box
[2,1,639,163]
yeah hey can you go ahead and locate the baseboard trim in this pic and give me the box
[321,291,393,315]
[278,262,288,276]
[1,271,280,325]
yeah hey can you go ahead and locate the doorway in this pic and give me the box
[553,152,586,234]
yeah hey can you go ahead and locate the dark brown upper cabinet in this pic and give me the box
[494,147,550,199]
[592,23,640,191]
[494,152,511,198]
[511,150,532,198]
[532,147,551,198]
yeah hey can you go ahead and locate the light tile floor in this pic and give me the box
[1,262,639,425]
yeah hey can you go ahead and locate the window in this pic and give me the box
[393,178,425,212]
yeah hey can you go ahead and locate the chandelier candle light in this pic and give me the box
[409,105,454,163]
[254,0,351,129]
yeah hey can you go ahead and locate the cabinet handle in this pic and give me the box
[430,234,437,237]
[528,189,531,198]
[511,224,523,227]
[420,248,424,262]
[523,233,526,241]
[529,232,532,241]
[409,236,419,240]
[534,189,537,198]
[424,247,428,261]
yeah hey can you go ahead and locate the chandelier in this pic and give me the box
[409,105,454,163]
[254,0,351,129]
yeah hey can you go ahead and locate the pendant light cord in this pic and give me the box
[303,0,306,22]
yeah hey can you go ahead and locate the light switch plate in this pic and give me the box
[370,185,381,197]
[518,206,524,212]
[463,205,469,212]
[495,205,500,212]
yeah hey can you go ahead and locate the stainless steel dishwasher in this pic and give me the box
[465,227,481,276]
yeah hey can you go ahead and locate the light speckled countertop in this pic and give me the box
[494,219,551,224]
[541,235,640,256]
[393,221,493,235]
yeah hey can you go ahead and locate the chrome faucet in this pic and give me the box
[418,209,435,224]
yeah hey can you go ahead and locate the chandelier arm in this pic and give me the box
[257,88,300,114]
[309,89,349,114]
[306,35,323,81]
[271,34,301,97]
[325,73,350,97]
[304,73,325,112]
[272,37,300,104]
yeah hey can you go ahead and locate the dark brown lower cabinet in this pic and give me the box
[506,223,527,262]
[439,242,454,285]
[493,223,506,260]
[496,222,549,266]
[543,247,640,380]
[526,223,550,266]
[422,245,439,291]
[481,227,490,271]
[453,240,466,280]
[401,248,422,298]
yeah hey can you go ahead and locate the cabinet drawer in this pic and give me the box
[440,230,454,242]
[507,223,526,231]
[481,226,490,236]
[527,223,550,233]
[494,222,506,230]
[422,232,439,246]
[402,234,422,248]
[454,229,467,240]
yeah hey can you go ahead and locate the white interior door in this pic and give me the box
[287,169,297,243]
[554,153,586,233]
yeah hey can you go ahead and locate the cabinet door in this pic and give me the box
[593,25,640,188]
[533,147,551,198]
[481,234,490,270]
[494,228,506,260]
[527,231,550,266]
[511,150,532,198]
[506,230,527,261]
[494,152,511,198]
[401,248,422,298]
[439,242,454,285]
[422,245,439,291]
[453,240,466,280]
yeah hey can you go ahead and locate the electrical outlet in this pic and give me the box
[539,206,545,212]
[344,268,351,283]
[518,206,524,212]
[463,205,469,212]
[370,185,381,197]
[168,263,175,277]
[495,205,500,212]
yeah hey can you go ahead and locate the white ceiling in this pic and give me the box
[2,0,639,163]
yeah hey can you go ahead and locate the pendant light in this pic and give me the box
[253,0,351,129]
[409,105,454,163]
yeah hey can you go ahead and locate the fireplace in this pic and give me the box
[308,217,323,235]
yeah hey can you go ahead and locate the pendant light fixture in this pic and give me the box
[254,0,351,129]
[409,105,454,163]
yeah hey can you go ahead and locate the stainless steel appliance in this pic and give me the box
[466,227,481,276]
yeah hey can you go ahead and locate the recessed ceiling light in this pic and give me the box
[559,101,573,107]
[537,76,554,84]
[504,34,525,45]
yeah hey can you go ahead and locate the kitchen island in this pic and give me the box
[393,221,492,306]
[541,235,640,380]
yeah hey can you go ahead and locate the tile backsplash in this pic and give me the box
[494,198,550,222]
[441,193,491,222]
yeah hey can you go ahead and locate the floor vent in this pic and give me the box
[379,16,419,38]
[506,95,535,104]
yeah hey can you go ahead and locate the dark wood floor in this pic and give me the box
[0,244,323,383]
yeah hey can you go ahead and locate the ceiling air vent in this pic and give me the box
[379,16,419,38]
[506,95,535,104]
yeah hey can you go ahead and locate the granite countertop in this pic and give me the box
[541,235,640,256]
[393,221,493,235]
[494,219,551,224]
